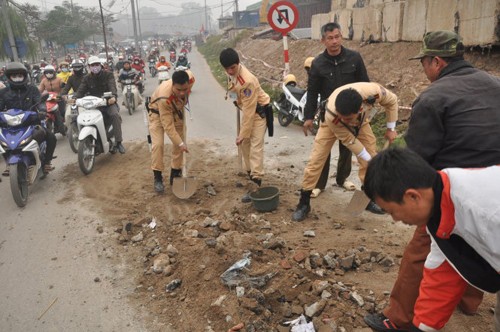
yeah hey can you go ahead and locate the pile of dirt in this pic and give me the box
[64,35,500,332]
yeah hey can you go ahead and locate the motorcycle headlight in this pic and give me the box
[0,140,8,147]
[19,137,32,147]
[4,113,25,126]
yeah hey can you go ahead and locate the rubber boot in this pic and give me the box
[170,168,182,185]
[292,189,312,221]
[153,170,164,193]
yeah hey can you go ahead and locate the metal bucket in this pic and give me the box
[249,186,280,212]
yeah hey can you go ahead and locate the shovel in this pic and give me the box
[344,139,391,215]
[234,101,243,171]
[172,119,197,199]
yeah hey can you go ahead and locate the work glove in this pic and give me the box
[108,97,116,105]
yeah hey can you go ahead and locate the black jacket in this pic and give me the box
[0,84,46,113]
[405,60,500,169]
[73,70,118,99]
[60,73,84,96]
[305,46,369,120]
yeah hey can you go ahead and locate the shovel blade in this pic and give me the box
[172,177,197,199]
[344,189,371,216]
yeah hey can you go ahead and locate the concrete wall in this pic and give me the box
[316,0,500,46]
[311,13,332,40]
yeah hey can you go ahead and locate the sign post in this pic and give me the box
[267,1,299,77]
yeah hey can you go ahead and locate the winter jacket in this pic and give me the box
[305,46,369,120]
[0,84,46,113]
[405,60,500,169]
[38,76,64,94]
[60,73,84,96]
[73,71,117,99]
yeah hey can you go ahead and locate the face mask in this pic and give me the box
[61,68,69,72]
[90,65,101,74]
[134,61,139,64]
[45,73,54,78]
[11,76,24,83]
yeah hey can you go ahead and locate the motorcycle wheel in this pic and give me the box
[277,112,294,127]
[10,163,29,207]
[127,93,135,115]
[78,136,96,175]
[68,122,79,153]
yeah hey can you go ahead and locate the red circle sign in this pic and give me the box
[267,1,299,35]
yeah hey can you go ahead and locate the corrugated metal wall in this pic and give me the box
[296,1,331,28]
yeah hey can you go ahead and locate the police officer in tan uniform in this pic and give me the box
[292,82,398,221]
[219,48,271,202]
[147,70,191,192]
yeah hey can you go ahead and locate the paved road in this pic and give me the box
[0,47,313,331]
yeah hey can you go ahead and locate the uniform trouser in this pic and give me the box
[149,112,184,171]
[384,225,483,329]
[302,121,376,190]
[241,116,266,180]
[315,143,353,190]
[101,104,123,142]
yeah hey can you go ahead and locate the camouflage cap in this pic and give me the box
[409,30,464,60]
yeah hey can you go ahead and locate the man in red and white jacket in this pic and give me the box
[363,147,500,332]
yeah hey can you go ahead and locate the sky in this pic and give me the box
[27,0,260,17]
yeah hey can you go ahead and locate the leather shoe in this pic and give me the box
[117,142,126,154]
[154,179,164,193]
[292,203,310,221]
[364,313,406,332]
[366,200,385,215]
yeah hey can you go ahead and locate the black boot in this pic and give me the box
[169,168,182,185]
[292,190,312,221]
[153,170,164,193]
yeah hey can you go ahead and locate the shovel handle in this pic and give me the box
[236,106,242,170]
[182,115,187,177]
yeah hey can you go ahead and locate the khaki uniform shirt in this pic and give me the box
[325,82,398,155]
[227,64,270,138]
[149,80,188,146]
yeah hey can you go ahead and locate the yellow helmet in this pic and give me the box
[284,74,297,86]
[304,57,314,69]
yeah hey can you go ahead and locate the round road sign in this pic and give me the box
[267,1,299,35]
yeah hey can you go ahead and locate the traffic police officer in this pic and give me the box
[147,70,192,193]
[292,82,399,221]
[219,48,271,202]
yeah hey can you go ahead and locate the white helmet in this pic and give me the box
[87,56,101,66]
[43,65,55,73]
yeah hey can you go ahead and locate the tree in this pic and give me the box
[0,1,36,60]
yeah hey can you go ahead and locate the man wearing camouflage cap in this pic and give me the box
[365,30,500,332]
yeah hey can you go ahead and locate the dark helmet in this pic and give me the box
[5,62,28,88]
[71,59,84,74]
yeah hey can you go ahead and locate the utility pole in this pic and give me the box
[98,0,109,60]
[130,0,139,55]
[221,0,223,18]
[204,0,208,34]
[235,0,239,13]
[135,0,143,56]
[1,0,19,61]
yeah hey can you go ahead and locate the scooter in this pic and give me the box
[75,93,115,175]
[121,74,142,115]
[157,65,170,84]
[0,95,50,207]
[65,94,80,153]
[45,92,67,136]
[273,75,320,134]
[169,51,176,63]
[148,59,157,77]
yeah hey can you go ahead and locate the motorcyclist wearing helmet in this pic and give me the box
[57,61,71,83]
[118,60,144,95]
[115,55,125,73]
[147,51,157,63]
[131,56,145,74]
[0,66,8,87]
[60,59,85,96]
[176,54,189,68]
[73,56,126,154]
[0,62,57,174]
[155,55,171,70]
[39,65,67,135]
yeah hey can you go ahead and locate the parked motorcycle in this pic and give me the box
[273,74,320,134]
[65,94,80,153]
[157,65,170,85]
[75,93,115,175]
[45,92,67,136]
[120,73,142,115]
[148,59,157,77]
[0,95,50,207]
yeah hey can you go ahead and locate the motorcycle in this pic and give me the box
[148,59,157,77]
[0,95,50,207]
[273,76,320,135]
[31,67,42,85]
[169,51,176,63]
[75,93,115,175]
[157,65,170,85]
[121,74,142,115]
[45,93,67,136]
[65,94,80,153]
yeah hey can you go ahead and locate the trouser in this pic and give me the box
[58,100,66,118]
[240,116,266,180]
[384,225,484,329]
[33,127,56,163]
[149,112,184,171]
[315,142,353,190]
[100,104,123,142]
[302,121,376,190]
